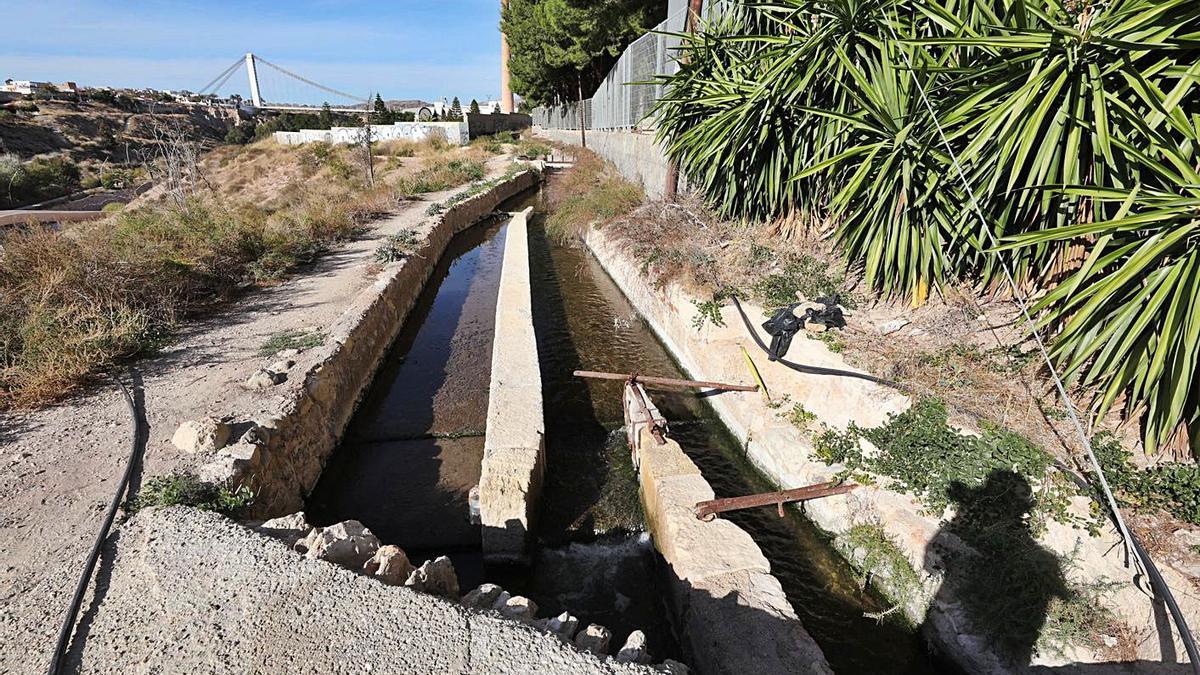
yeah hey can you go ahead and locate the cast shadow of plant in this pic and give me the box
[923,469,1070,669]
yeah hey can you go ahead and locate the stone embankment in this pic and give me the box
[172,168,541,518]
[479,205,545,563]
[578,222,1200,671]
[69,507,679,674]
[626,383,832,675]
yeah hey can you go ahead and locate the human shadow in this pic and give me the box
[923,470,1069,670]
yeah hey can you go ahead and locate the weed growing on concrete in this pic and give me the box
[785,402,817,432]
[374,229,421,264]
[259,330,325,356]
[842,524,923,617]
[690,298,725,330]
[545,151,642,241]
[133,472,254,517]
[814,399,1083,526]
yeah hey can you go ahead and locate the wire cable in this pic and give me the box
[47,372,144,675]
[253,57,367,105]
[878,9,1198,667]
[197,59,244,96]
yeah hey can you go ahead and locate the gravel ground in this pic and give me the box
[68,507,659,674]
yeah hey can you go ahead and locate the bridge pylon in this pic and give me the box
[244,53,263,108]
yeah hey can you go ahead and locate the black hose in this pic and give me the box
[729,294,909,392]
[1131,532,1200,673]
[48,372,143,675]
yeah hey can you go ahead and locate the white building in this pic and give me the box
[2,79,50,95]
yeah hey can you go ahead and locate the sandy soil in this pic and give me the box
[0,155,513,673]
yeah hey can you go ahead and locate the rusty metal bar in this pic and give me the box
[574,370,757,392]
[626,380,667,446]
[693,482,857,521]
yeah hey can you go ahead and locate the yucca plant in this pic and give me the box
[654,0,1200,453]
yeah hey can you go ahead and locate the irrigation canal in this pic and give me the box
[307,178,944,673]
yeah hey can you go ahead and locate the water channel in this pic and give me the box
[308,177,944,673]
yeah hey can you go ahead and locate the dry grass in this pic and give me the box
[0,137,490,408]
[544,148,643,241]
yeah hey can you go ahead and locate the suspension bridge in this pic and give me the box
[198,53,368,113]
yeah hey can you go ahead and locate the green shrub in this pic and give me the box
[753,254,852,309]
[374,229,420,263]
[1093,433,1200,525]
[0,154,81,208]
[133,472,253,517]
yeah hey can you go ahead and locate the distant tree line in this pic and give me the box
[500,0,664,106]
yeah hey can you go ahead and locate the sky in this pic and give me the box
[0,0,504,105]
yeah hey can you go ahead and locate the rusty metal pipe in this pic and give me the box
[693,482,857,521]
[574,370,757,392]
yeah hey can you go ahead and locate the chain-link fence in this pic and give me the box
[532,0,690,131]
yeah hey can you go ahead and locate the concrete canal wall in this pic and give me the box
[214,169,541,517]
[627,385,832,675]
[479,206,545,563]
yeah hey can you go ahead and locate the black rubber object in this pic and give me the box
[730,294,909,392]
[48,373,143,675]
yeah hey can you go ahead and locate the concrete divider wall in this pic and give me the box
[536,128,671,199]
[467,112,532,139]
[628,387,832,675]
[479,206,545,563]
[580,224,1199,672]
[246,169,541,516]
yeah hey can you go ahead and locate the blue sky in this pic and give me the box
[0,1,504,105]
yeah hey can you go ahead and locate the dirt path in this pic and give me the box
[0,156,513,672]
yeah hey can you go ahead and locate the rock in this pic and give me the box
[879,319,910,335]
[276,348,301,359]
[499,595,537,621]
[267,359,295,374]
[303,520,380,569]
[490,590,512,611]
[246,369,284,389]
[404,555,459,599]
[219,441,262,467]
[468,485,481,525]
[198,457,246,485]
[461,583,504,610]
[363,545,414,585]
[615,630,649,663]
[171,418,231,454]
[544,611,579,641]
[255,511,311,547]
[573,624,611,654]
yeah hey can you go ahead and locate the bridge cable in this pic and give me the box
[47,371,145,675]
[878,8,1199,666]
[253,56,367,105]
[197,58,245,96]
[206,66,241,99]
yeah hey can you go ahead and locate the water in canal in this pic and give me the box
[308,179,943,673]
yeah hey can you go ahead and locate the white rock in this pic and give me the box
[573,624,611,654]
[879,319,910,335]
[219,441,262,467]
[198,457,244,485]
[246,369,284,389]
[545,611,579,641]
[171,418,231,454]
[404,556,459,599]
[276,348,301,359]
[303,520,380,569]
[461,583,504,610]
[615,630,649,663]
[255,511,311,547]
[363,545,414,585]
[267,359,295,373]
[662,659,690,674]
[499,595,537,622]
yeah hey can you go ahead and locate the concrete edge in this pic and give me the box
[479,206,545,563]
